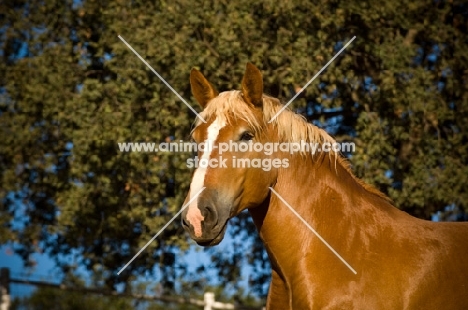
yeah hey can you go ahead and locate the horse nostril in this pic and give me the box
[182,218,190,228]
[203,206,211,218]
[203,206,218,224]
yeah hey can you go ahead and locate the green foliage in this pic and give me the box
[1,0,466,300]
[12,287,133,310]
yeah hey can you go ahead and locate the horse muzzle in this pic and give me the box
[181,193,231,246]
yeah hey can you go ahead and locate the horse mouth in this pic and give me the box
[196,222,228,247]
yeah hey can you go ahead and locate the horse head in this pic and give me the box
[181,63,280,246]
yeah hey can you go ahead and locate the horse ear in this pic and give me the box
[241,62,263,108]
[190,68,219,109]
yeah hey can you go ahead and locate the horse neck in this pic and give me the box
[249,153,397,272]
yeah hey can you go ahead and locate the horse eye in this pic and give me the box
[240,132,254,141]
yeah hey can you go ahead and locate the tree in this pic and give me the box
[1,0,466,300]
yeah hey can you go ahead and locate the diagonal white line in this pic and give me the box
[268,36,357,123]
[269,187,357,275]
[118,35,206,123]
[117,187,206,275]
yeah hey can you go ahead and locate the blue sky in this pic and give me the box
[0,245,57,298]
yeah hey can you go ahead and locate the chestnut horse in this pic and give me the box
[181,63,468,309]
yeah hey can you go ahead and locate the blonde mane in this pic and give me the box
[195,90,391,202]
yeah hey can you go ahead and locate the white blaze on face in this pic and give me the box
[187,117,226,237]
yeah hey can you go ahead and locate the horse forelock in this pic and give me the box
[194,90,337,152]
